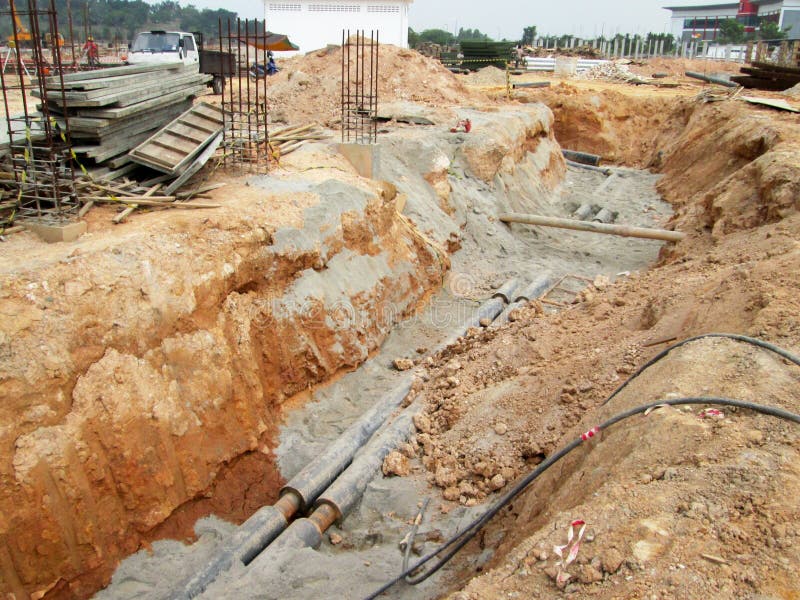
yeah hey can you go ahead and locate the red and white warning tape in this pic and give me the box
[553,519,587,587]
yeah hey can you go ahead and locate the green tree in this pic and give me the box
[457,27,490,41]
[417,28,455,46]
[522,26,536,45]
[408,27,420,47]
[758,21,789,40]
[718,19,746,43]
[646,32,675,53]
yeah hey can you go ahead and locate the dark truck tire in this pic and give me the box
[212,76,224,95]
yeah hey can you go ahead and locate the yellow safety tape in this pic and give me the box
[440,58,511,64]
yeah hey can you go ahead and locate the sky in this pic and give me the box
[177,0,676,39]
[407,0,674,39]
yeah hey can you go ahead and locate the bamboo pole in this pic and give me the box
[499,212,685,242]
[85,197,220,208]
[113,184,161,224]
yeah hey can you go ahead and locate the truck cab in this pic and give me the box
[125,31,199,66]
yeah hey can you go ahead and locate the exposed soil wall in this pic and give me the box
[0,177,443,598]
[519,83,693,166]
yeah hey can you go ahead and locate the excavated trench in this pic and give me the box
[4,85,798,599]
[89,97,684,600]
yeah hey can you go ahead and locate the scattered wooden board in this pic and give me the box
[129,103,223,175]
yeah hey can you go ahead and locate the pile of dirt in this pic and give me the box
[628,57,743,79]
[267,45,491,125]
[527,46,602,59]
[653,100,800,240]
[785,82,800,98]
[464,66,508,87]
[576,60,638,82]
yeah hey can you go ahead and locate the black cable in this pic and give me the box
[602,334,800,407]
[363,397,800,600]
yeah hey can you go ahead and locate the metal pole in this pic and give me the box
[218,17,226,166]
[66,0,76,67]
[49,0,76,209]
[244,18,251,165]
[226,18,234,165]
[373,30,378,142]
[340,29,345,143]
[237,18,243,163]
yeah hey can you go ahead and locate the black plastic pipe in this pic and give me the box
[562,149,601,166]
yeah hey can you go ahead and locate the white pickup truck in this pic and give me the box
[124,30,231,93]
[125,30,199,66]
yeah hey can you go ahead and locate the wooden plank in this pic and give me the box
[107,154,134,169]
[162,124,208,144]
[37,74,211,108]
[79,91,197,120]
[113,184,162,224]
[66,112,183,144]
[114,77,210,108]
[87,196,220,208]
[45,69,201,100]
[38,71,204,103]
[191,103,224,119]
[44,66,196,92]
[164,132,224,195]
[100,163,139,181]
[176,115,218,134]
[40,62,189,85]
[73,128,161,162]
[129,102,223,175]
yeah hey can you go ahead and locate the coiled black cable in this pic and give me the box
[363,397,800,600]
[602,333,800,406]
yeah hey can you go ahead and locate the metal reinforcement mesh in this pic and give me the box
[0,0,79,228]
[341,29,378,145]
[218,18,270,173]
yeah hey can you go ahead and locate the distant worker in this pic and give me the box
[514,44,524,69]
[267,50,277,75]
[83,35,99,67]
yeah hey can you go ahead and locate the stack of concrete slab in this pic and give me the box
[732,61,800,91]
[35,63,210,169]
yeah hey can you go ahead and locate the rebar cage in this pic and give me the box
[219,18,270,173]
[1,0,79,228]
[341,29,378,145]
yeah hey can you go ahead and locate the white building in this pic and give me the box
[265,0,413,54]
[666,1,800,41]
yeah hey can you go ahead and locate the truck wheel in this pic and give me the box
[212,76,224,95]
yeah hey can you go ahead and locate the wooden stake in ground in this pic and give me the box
[499,213,685,242]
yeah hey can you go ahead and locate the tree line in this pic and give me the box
[408,25,679,53]
[0,0,238,43]
[408,20,789,52]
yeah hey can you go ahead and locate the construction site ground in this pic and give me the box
[1,48,799,600]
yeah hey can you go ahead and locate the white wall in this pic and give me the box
[265,0,411,54]
[668,6,740,40]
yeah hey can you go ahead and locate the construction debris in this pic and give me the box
[38,63,211,169]
[732,61,800,91]
[579,60,673,86]
[269,123,330,158]
[739,96,800,113]
[129,102,223,175]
